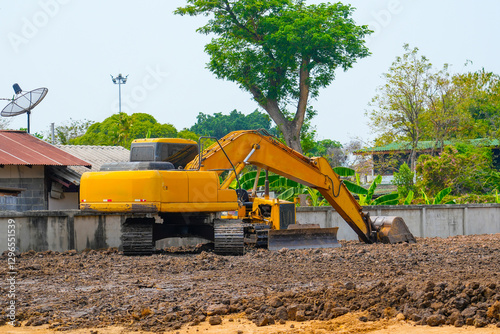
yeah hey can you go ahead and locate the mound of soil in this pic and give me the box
[1,234,499,332]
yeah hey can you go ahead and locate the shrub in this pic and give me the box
[416,144,492,196]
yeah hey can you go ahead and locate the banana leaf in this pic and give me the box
[404,190,414,205]
[433,187,452,204]
[277,187,300,201]
[372,193,399,205]
[366,175,382,203]
[343,180,368,195]
[420,189,431,205]
[332,166,356,177]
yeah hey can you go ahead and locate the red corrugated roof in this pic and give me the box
[0,130,91,166]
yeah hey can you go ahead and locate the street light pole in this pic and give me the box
[110,73,128,113]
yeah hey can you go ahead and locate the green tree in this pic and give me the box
[392,162,415,198]
[175,0,371,152]
[422,65,464,151]
[306,138,345,167]
[46,118,94,145]
[190,109,273,138]
[416,144,493,195]
[368,44,433,171]
[452,68,500,139]
[72,113,177,148]
[177,129,200,141]
[420,67,500,148]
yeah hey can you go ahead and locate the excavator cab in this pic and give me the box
[130,138,199,169]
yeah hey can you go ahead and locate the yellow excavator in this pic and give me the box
[80,130,415,255]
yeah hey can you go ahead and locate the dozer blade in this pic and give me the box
[268,226,340,251]
[371,216,416,244]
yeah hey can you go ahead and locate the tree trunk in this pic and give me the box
[249,59,310,153]
[281,121,302,152]
[250,88,305,153]
[410,148,417,172]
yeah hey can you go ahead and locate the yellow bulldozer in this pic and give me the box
[80,130,415,255]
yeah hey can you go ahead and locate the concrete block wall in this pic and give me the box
[0,166,46,211]
[0,178,46,211]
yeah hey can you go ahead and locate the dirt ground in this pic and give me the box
[1,234,500,333]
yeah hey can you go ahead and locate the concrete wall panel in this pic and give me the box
[1,204,499,252]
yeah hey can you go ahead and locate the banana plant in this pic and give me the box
[332,166,356,177]
[420,187,455,204]
[404,190,414,205]
[362,175,382,205]
[303,187,329,206]
[233,167,399,206]
[371,192,400,205]
[276,184,305,202]
[227,170,280,190]
[343,173,399,206]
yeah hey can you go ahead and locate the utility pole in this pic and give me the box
[110,74,128,113]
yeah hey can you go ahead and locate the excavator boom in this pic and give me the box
[187,130,415,245]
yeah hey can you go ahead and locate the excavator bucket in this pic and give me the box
[371,216,416,244]
[268,225,340,251]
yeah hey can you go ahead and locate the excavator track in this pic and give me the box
[242,224,270,248]
[214,219,244,255]
[122,218,154,256]
[253,224,269,248]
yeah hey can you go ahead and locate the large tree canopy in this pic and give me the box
[452,69,500,139]
[71,113,177,149]
[190,109,273,139]
[175,0,371,152]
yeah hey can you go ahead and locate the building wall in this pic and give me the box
[48,192,79,210]
[0,165,46,211]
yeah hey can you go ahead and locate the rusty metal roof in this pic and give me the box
[0,130,91,166]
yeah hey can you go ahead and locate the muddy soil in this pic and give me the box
[1,234,500,333]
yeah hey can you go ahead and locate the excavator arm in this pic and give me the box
[186,130,415,244]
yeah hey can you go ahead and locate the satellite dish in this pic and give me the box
[1,83,48,133]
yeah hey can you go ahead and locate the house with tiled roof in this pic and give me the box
[355,139,500,181]
[52,145,130,209]
[55,145,130,174]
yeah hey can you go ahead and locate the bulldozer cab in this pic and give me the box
[246,196,296,231]
[130,138,198,169]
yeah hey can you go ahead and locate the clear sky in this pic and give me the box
[1,1,499,145]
